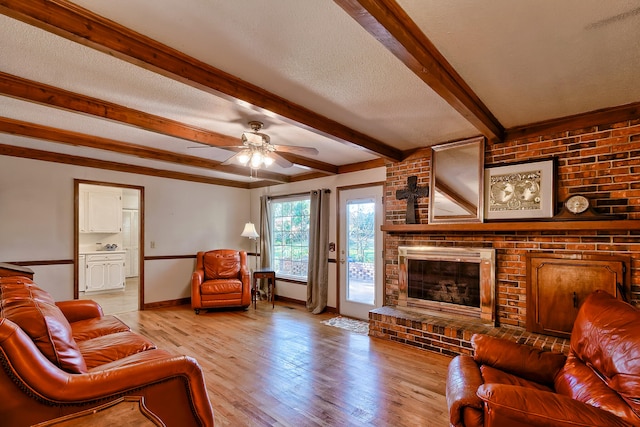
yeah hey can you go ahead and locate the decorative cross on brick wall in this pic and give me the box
[395,175,429,224]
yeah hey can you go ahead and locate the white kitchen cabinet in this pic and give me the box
[85,252,125,292]
[78,255,86,292]
[79,187,123,233]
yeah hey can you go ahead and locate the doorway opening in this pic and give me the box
[338,184,384,320]
[74,180,144,314]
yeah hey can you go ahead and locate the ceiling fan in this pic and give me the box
[222,121,319,169]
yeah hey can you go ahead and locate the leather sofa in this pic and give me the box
[0,276,214,426]
[191,249,251,313]
[446,290,640,427]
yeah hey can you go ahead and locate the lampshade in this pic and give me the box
[263,154,274,166]
[240,222,259,239]
[237,149,251,166]
[250,151,264,168]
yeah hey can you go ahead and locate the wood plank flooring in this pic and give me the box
[116,301,452,427]
[79,277,139,314]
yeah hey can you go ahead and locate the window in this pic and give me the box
[270,195,310,280]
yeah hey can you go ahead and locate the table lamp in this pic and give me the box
[241,222,259,271]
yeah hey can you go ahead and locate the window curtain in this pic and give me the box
[259,195,271,269]
[307,189,330,314]
[258,195,272,296]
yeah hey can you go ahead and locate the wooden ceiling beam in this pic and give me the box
[338,158,387,174]
[505,101,640,142]
[0,117,291,183]
[277,153,339,175]
[0,143,249,188]
[0,0,403,161]
[0,72,239,147]
[0,72,328,174]
[335,0,504,142]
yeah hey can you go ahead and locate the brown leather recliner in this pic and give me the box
[0,276,214,426]
[446,290,640,427]
[191,249,251,314]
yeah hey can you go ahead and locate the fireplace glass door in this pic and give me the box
[408,259,480,308]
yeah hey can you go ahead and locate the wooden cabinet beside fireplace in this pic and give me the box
[526,253,630,338]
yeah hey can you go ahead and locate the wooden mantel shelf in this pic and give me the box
[381,219,640,233]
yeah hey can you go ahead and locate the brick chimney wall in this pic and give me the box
[384,118,640,328]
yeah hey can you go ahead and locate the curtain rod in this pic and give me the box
[265,189,331,200]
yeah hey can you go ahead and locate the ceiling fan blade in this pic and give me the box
[227,145,247,152]
[272,153,293,168]
[273,145,319,156]
[221,152,245,166]
[188,145,245,153]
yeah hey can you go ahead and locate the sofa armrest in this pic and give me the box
[240,264,251,304]
[447,355,484,427]
[478,383,630,427]
[191,270,204,308]
[192,269,204,284]
[1,319,213,426]
[240,265,250,287]
[56,299,104,323]
[472,334,566,385]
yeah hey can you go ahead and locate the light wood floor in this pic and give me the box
[116,301,453,427]
[80,277,139,314]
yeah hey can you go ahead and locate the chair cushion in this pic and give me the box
[480,365,554,392]
[79,331,156,369]
[203,251,241,279]
[472,334,566,386]
[0,277,87,374]
[555,354,638,423]
[71,315,131,341]
[568,290,640,419]
[201,279,242,295]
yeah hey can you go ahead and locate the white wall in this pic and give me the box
[0,155,250,303]
[250,167,386,308]
[0,154,385,307]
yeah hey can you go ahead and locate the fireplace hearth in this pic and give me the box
[398,246,496,324]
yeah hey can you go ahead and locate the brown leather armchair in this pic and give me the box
[191,249,251,314]
[446,290,640,427]
[0,276,214,426]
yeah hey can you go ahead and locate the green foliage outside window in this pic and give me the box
[271,197,310,279]
[347,200,375,263]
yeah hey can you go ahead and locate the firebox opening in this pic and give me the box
[407,259,480,308]
[397,246,496,324]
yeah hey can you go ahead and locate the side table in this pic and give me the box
[252,268,276,309]
[0,262,34,280]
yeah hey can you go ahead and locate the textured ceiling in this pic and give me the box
[398,0,640,126]
[0,1,639,186]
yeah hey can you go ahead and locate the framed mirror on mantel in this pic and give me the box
[429,136,485,224]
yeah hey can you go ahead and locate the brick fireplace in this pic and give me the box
[398,246,495,323]
[371,117,640,356]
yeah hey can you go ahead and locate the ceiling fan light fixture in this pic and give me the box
[227,120,314,171]
[263,154,275,167]
[250,151,264,168]
[237,149,251,165]
[243,132,263,145]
